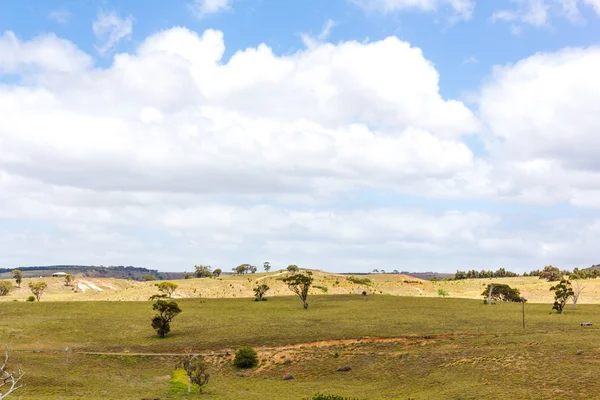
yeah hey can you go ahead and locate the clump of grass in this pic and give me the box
[347,276,372,285]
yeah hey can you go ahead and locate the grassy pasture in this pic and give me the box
[1,295,600,399]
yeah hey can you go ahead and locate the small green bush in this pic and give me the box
[305,394,361,400]
[26,295,36,302]
[233,346,258,369]
[438,288,449,297]
[347,276,372,285]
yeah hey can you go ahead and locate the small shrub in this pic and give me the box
[0,280,13,296]
[306,394,361,400]
[26,295,35,302]
[233,346,258,369]
[347,276,372,285]
[314,285,329,293]
[438,288,449,297]
[362,291,367,296]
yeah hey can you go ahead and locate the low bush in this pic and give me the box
[306,394,361,400]
[26,295,36,302]
[347,276,372,285]
[233,346,258,369]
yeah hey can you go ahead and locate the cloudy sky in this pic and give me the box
[0,0,599,273]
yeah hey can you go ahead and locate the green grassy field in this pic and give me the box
[2,295,600,399]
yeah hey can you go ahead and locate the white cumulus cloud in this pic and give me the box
[191,0,230,18]
[350,0,475,19]
[93,10,134,55]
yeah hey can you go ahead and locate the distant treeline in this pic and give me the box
[451,265,600,281]
[0,265,163,281]
[0,265,158,274]
[452,268,519,280]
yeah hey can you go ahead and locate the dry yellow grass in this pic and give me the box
[1,271,597,304]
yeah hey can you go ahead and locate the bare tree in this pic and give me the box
[487,284,494,304]
[572,279,586,310]
[0,346,24,399]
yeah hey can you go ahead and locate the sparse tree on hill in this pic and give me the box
[287,264,299,273]
[183,272,192,279]
[253,283,270,301]
[550,279,574,314]
[178,352,210,394]
[213,268,222,277]
[28,282,47,302]
[540,265,562,282]
[151,298,182,338]
[481,283,522,303]
[249,265,257,274]
[64,274,75,287]
[0,282,13,297]
[0,345,24,399]
[571,278,586,310]
[194,265,213,278]
[11,270,22,288]
[283,271,313,309]
[264,262,271,272]
[233,264,252,275]
[156,282,178,298]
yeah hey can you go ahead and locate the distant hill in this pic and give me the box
[0,265,165,280]
[407,272,454,280]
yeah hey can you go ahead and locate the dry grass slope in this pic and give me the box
[2,271,600,304]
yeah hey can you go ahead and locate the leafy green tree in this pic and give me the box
[11,270,23,288]
[151,299,182,338]
[28,282,47,302]
[263,262,271,272]
[213,268,222,277]
[156,282,178,298]
[233,347,258,369]
[64,274,75,287]
[454,270,467,280]
[178,352,210,394]
[253,283,270,301]
[249,265,257,274]
[194,265,213,278]
[142,274,156,281]
[287,264,299,273]
[183,272,192,279]
[233,264,252,275]
[283,271,313,309]
[539,265,562,282]
[0,281,13,296]
[481,284,522,302]
[550,279,574,314]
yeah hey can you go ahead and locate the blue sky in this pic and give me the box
[1,0,600,272]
